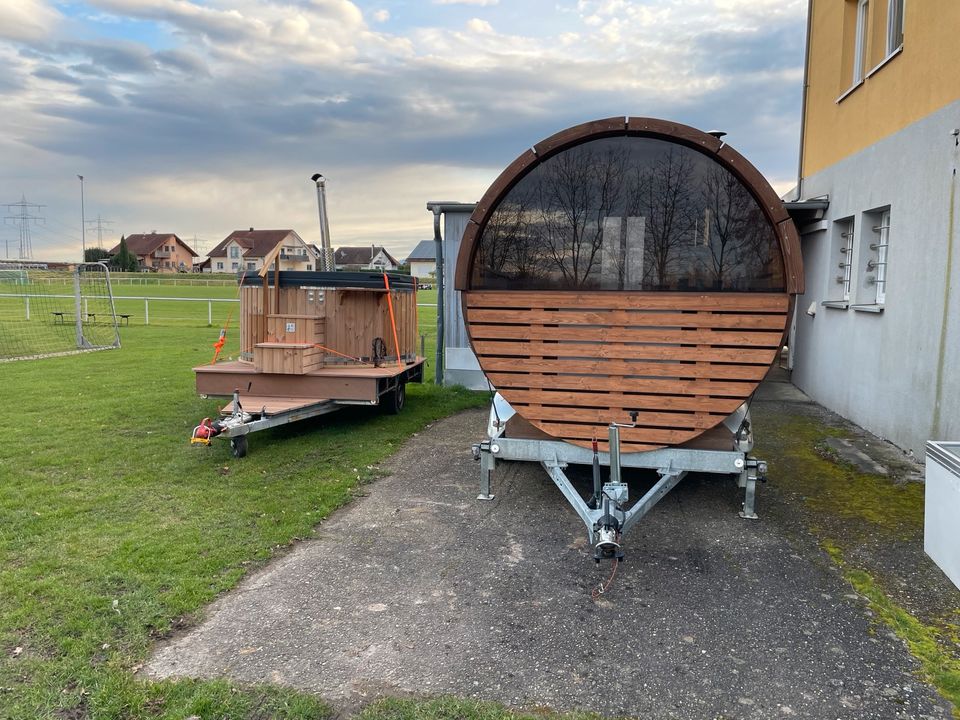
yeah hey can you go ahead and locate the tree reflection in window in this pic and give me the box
[471,136,785,292]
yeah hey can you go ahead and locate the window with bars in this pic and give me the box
[835,218,856,302]
[868,209,890,304]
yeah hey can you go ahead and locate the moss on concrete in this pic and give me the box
[754,412,924,538]
[824,541,960,718]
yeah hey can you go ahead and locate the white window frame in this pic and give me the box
[229,245,239,259]
[246,262,256,271]
[871,210,890,304]
[216,261,223,270]
[838,219,855,301]
[231,261,239,270]
[887,0,904,54]
[853,0,869,84]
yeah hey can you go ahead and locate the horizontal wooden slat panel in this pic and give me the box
[504,389,743,414]
[468,308,788,330]
[465,291,789,312]
[469,323,784,347]
[464,289,788,450]
[486,372,755,396]
[473,340,778,364]
[513,404,726,429]
[535,422,694,446]
[479,357,769,380]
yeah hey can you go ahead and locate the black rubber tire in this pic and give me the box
[384,382,406,414]
[230,435,248,458]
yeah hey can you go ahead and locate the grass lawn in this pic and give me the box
[0,310,491,719]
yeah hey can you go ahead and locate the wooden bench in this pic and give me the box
[51,312,66,324]
[118,314,131,326]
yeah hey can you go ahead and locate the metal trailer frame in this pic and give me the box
[471,398,767,562]
[199,360,423,457]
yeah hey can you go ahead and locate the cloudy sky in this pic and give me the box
[0,0,807,262]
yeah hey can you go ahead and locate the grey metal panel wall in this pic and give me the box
[441,209,486,390]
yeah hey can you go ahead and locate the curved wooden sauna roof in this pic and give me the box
[455,117,803,452]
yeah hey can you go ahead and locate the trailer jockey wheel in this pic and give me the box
[383,381,406,414]
[230,435,248,458]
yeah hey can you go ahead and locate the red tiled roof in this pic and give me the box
[207,229,297,259]
[109,233,197,257]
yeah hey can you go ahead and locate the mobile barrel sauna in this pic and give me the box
[459,117,803,561]
[193,270,425,457]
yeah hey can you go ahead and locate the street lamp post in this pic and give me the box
[78,175,86,262]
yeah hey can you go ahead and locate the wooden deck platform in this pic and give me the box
[219,396,331,416]
[195,358,425,403]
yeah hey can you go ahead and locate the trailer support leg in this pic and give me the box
[473,441,496,501]
[737,458,766,520]
[479,447,495,501]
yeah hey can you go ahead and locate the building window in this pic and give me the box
[229,246,239,259]
[216,262,223,270]
[247,262,256,271]
[231,262,238,270]
[833,218,855,302]
[868,209,890,304]
[853,0,869,84]
[886,0,904,54]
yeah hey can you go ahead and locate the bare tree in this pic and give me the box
[533,146,626,287]
[699,166,763,290]
[625,149,697,289]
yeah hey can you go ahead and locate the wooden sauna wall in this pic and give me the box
[464,291,789,453]
[323,289,418,362]
[240,286,264,359]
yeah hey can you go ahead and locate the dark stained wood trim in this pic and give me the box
[716,144,790,225]
[777,218,805,295]
[532,116,628,157]
[626,116,723,153]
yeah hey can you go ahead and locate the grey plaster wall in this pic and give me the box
[792,99,960,456]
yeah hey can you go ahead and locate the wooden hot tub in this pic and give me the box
[455,117,803,453]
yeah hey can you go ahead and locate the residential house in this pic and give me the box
[206,229,314,274]
[405,240,436,282]
[110,233,197,272]
[786,0,960,456]
[333,246,400,272]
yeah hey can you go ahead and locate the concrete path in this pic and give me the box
[146,406,951,719]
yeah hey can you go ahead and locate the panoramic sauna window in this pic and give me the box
[471,136,785,291]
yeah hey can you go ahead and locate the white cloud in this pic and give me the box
[434,0,499,6]
[466,18,493,34]
[0,0,807,261]
[0,0,60,41]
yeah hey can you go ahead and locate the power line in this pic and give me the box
[85,214,114,249]
[4,194,45,259]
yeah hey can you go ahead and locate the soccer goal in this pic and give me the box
[0,262,121,361]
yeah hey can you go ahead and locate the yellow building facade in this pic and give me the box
[802,0,960,176]
[790,0,960,456]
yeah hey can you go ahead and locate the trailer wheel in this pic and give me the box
[384,382,406,414]
[230,435,248,458]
